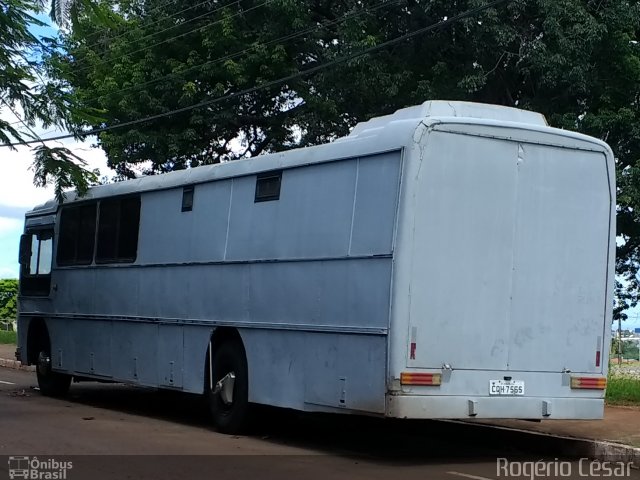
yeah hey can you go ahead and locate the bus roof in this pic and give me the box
[27,100,603,217]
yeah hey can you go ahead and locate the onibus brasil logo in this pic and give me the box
[8,457,72,480]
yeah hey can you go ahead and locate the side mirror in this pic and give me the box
[18,234,31,266]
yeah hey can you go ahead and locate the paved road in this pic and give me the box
[0,368,638,480]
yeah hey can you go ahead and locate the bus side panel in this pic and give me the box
[19,316,72,372]
[241,329,306,409]
[49,317,75,374]
[157,325,183,388]
[71,319,112,377]
[111,322,158,386]
[51,318,210,393]
[225,162,357,261]
[242,329,387,414]
[302,333,387,413]
[137,181,232,265]
[131,260,392,331]
[21,151,402,409]
[136,152,400,260]
[182,325,214,394]
[16,316,28,362]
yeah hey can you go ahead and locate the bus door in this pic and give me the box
[19,227,54,297]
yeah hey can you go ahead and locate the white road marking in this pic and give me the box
[447,471,494,480]
[0,380,15,385]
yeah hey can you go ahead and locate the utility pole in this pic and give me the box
[636,314,640,363]
[618,316,622,365]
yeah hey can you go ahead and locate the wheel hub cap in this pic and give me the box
[37,351,51,375]
[213,372,236,405]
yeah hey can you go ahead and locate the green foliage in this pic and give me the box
[0,0,104,201]
[46,0,640,315]
[32,145,99,202]
[46,0,118,29]
[622,341,640,359]
[0,330,17,344]
[0,279,19,322]
[606,375,640,406]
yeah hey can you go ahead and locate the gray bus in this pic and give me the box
[17,101,615,433]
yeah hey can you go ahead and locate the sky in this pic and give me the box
[1,12,639,331]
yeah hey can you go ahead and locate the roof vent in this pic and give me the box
[347,100,548,139]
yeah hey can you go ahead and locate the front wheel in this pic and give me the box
[36,350,71,397]
[206,340,251,434]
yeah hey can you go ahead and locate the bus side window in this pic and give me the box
[22,231,53,275]
[182,186,194,212]
[57,204,97,265]
[255,171,282,202]
[96,196,141,263]
[36,233,52,275]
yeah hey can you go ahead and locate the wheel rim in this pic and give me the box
[214,372,236,406]
[215,371,235,412]
[213,354,237,412]
[37,350,51,376]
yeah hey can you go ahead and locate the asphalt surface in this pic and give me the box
[0,368,638,480]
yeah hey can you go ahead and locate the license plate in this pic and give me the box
[489,380,525,396]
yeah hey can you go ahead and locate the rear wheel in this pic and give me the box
[36,348,71,397]
[206,340,251,434]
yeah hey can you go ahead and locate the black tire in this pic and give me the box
[36,349,71,397]
[206,340,251,434]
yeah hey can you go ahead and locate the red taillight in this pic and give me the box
[400,372,442,386]
[570,376,607,390]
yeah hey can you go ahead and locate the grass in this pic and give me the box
[0,330,16,344]
[606,375,640,406]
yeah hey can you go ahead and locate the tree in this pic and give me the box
[0,0,101,201]
[0,279,19,323]
[46,0,117,30]
[622,340,640,360]
[47,0,640,317]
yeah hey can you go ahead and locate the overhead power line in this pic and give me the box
[0,0,511,148]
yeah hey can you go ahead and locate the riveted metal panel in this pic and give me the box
[349,153,402,256]
[72,320,112,377]
[157,325,183,388]
[225,161,357,260]
[111,322,158,385]
[137,180,232,264]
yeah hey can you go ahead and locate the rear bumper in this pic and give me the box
[386,394,604,420]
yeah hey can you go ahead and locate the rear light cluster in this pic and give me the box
[400,373,606,389]
[400,372,442,386]
[570,376,607,390]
